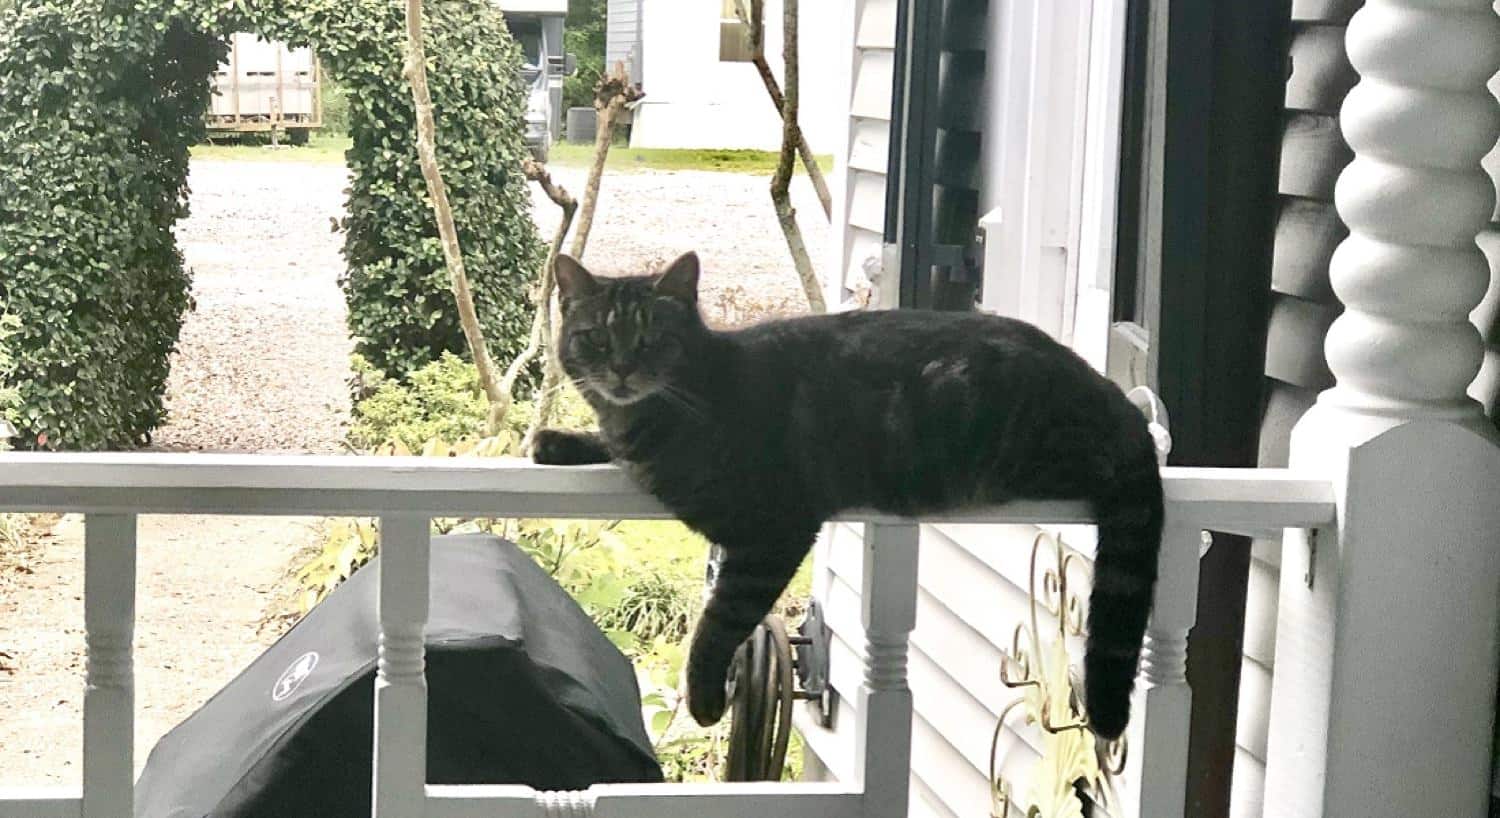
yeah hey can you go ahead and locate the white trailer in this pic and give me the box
[206,33,322,144]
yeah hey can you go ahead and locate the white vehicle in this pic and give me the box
[497,0,575,162]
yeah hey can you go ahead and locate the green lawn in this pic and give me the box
[190,133,353,163]
[547,141,833,175]
[190,133,832,175]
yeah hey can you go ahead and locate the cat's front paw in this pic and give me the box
[530,429,575,465]
[531,429,612,465]
[687,656,730,727]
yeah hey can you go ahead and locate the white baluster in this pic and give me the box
[1268,2,1500,817]
[854,522,918,818]
[1120,515,1198,818]
[373,514,430,817]
[82,513,136,818]
[1319,0,1500,431]
[536,790,596,817]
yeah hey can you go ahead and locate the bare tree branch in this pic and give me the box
[499,159,577,428]
[740,0,831,221]
[769,0,827,313]
[527,62,645,448]
[403,0,509,433]
[569,61,644,258]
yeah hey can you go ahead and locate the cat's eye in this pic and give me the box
[583,328,609,348]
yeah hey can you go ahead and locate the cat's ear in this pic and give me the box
[554,254,599,306]
[654,251,700,305]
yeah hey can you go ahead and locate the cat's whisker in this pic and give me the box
[656,384,708,422]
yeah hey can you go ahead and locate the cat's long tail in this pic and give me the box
[1084,443,1164,740]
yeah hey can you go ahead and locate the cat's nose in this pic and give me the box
[610,362,636,379]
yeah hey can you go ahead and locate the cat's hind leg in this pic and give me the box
[530,429,613,465]
[686,527,818,726]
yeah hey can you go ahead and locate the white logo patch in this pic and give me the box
[272,651,319,702]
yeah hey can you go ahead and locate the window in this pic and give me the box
[719,0,755,62]
[506,20,542,69]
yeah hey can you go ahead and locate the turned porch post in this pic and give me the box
[1262,2,1500,817]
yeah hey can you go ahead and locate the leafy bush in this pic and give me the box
[348,353,594,452]
[0,6,217,448]
[318,67,350,135]
[270,0,547,380]
[0,0,543,448]
[0,313,20,447]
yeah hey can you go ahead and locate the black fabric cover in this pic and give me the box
[135,534,662,818]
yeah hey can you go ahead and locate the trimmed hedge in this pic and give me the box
[0,0,543,449]
[0,7,217,448]
[251,0,545,380]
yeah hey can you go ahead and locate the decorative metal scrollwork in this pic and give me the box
[989,532,1125,817]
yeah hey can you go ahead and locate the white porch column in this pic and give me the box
[1262,2,1500,818]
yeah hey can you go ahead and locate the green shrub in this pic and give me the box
[0,0,543,448]
[0,7,217,448]
[349,353,594,452]
[273,0,546,381]
[0,313,20,448]
[318,67,349,135]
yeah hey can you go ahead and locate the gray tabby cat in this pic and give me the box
[532,252,1161,740]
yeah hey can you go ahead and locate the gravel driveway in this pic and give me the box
[152,158,355,454]
[0,151,830,787]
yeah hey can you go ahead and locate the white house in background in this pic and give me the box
[604,0,843,152]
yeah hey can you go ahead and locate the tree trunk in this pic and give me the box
[403,0,508,433]
[769,0,826,313]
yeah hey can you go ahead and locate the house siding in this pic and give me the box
[829,0,895,302]
[605,0,642,85]
[623,0,842,152]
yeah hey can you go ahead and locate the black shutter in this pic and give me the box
[1110,1,1290,815]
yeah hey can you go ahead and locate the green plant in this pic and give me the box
[318,66,350,135]
[298,0,547,381]
[0,313,20,448]
[0,0,543,449]
[0,6,216,449]
[348,353,594,451]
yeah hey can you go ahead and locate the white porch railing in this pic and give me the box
[0,454,1334,818]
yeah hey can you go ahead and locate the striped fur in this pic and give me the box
[535,253,1162,739]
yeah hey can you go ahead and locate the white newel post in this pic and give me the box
[855,523,918,818]
[373,514,431,817]
[1262,3,1500,817]
[82,514,136,818]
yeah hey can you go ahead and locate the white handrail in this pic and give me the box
[0,453,1336,818]
[0,453,1334,528]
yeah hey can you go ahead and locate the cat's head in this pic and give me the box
[552,252,706,406]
